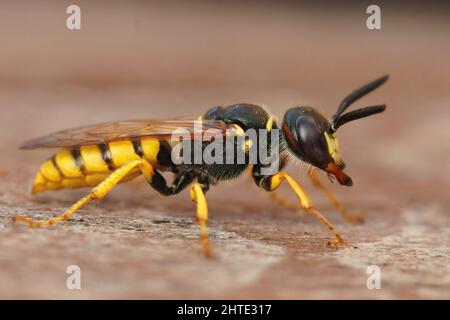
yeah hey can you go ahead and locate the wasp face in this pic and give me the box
[281,75,389,187]
[282,107,353,186]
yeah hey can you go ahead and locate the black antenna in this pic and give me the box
[331,105,386,131]
[329,75,389,133]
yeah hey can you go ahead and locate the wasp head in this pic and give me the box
[281,75,389,186]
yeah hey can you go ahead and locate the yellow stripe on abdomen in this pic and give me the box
[109,141,141,167]
[31,139,162,194]
[54,149,83,178]
[141,139,160,164]
[40,159,62,182]
[33,157,64,193]
[80,145,110,173]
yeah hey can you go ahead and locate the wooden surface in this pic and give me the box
[0,1,449,299]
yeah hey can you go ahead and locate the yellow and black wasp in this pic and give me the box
[16,75,388,256]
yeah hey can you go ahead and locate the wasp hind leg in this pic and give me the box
[16,159,153,227]
[253,167,344,247]
[308,168,364,223]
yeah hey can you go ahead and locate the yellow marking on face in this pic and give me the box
[80,145,110,173]
[324,132,342,165]
[55,149,83,178]
[109,141,141,168]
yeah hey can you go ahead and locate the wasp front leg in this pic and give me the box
[252,166,344,247]
[247,165,304,214]
[308,168,364,223]
[153,171,214,257]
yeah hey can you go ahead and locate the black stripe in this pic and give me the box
[71,148,86,174]
[157,141,174,167]
[132,140,144,157]
[99,143,115,171]
[51,155,65,178]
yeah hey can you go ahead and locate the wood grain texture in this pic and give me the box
[0,1,449,299]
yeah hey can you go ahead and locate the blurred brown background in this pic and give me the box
[0,1,449,299]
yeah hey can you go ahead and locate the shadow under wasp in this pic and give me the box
[16,75,388,257]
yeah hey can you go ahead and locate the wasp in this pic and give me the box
[16,75,388,256]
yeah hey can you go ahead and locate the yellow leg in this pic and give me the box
[15,159,145,227]
[308,169,364,223]
[268,190,304,213]
[248,165,306,215]
[269,172,344,247]
[189,183,212,257]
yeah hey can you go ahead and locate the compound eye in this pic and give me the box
[295,117,330,168]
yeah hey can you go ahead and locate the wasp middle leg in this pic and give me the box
[145,168,213,257]
[252,166,344,247]
[189,180,212,258]
[308,168,364,223]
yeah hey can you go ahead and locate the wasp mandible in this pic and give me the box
[16,75,388,257]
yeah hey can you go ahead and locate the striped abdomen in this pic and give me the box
[32,140,161,194]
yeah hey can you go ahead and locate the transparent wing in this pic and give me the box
[20,119,234,149]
